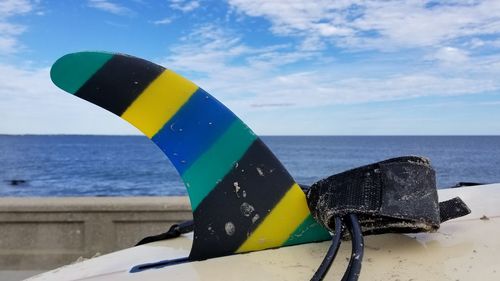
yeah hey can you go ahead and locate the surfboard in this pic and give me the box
[42,51,499,281]
[50,52,331,261]
[26,184,500,281]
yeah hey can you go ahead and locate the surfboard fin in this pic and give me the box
[50,52,331,260]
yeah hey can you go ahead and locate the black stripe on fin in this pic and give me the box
[189,139,295,260]
[75,55,165,116]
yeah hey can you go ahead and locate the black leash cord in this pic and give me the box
[310,214,364,281]
[135,220,194,246]
[310,217,343,281]
[341,214,364,281]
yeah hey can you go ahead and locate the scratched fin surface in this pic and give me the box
[50,52,330,260]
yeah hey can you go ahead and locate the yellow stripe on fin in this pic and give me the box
[236,183,311,253]
[121,69,198,138]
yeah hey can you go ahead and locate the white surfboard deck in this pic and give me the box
[27,184,500,281]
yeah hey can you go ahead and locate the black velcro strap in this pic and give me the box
[307,156,471,235]
[439,197,471,223]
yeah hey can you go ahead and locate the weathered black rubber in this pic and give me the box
[310,217,343,281]
[439,197,471,222]
[341,214,364,281]
[307,156,471,235]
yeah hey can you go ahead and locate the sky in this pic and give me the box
[1,0,500,135]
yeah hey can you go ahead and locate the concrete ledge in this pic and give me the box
[0,197,192,270]
[0,270,44,281]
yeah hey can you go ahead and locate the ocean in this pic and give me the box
[1,135,499,197]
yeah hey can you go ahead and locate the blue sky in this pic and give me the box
[1,0,500,135]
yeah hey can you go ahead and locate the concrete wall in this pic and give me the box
[0,197,192,270]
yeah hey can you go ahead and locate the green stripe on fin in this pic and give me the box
[50,52,113,94]
[182,120,257,210]
[282,214,331,246]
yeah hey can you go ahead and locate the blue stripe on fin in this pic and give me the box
[152,88,236,174]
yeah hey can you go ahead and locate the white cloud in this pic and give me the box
[467,38,500,49]
[160,25,500,115]
[153,17,173,25]
[299,36,326,51]
[87,0,133,16]
[0,64,140,135]
[0,0,33,16]
[0,0,35,54]
[227,0,500,50]
[2,56,496,135]
[0,22,27,36]
[428,46,470,65]
[0,37,17,52]
[170,0,200,13]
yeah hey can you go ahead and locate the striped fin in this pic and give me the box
[50,52,331,260]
